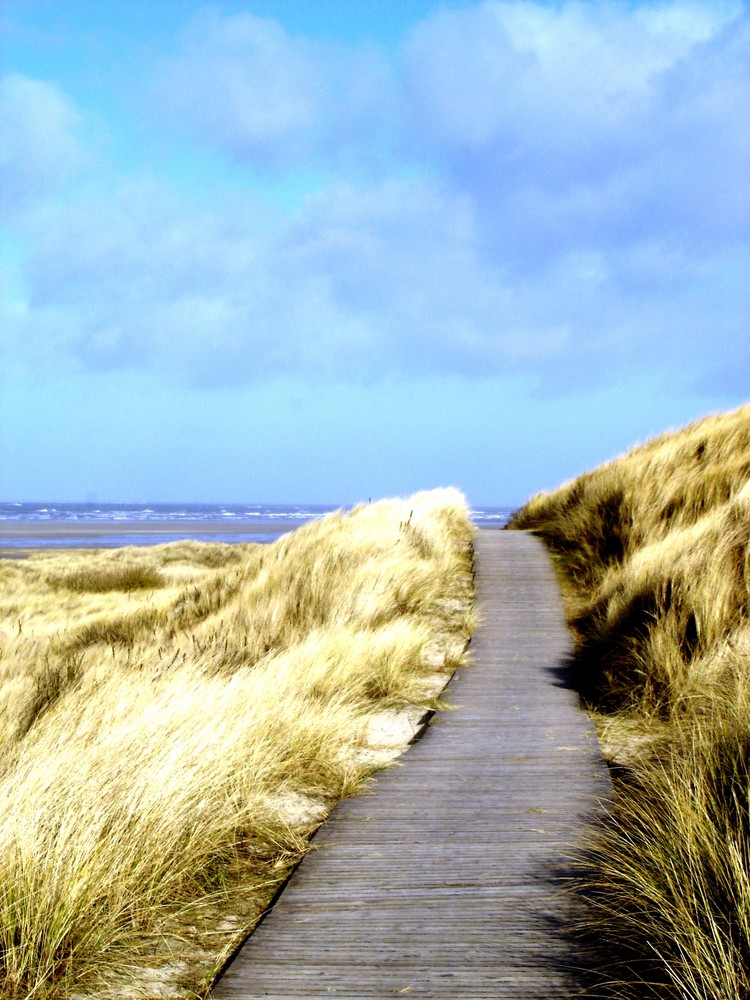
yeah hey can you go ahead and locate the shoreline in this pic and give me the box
[0,506,513,557]
[0,519,288,556]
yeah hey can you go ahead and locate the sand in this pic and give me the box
[0,520,283,539]
[0,520,286,556]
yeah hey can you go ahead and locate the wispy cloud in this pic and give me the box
[0,74,89,213]
[403,1,749,261]
[155,8,396,172]
[4,1,748,395]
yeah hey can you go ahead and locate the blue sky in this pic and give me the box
[2,0,748,506]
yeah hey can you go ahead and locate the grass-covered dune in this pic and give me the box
[510,404,750,999]
[0,489,475,999]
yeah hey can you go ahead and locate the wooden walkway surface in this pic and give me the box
[212,530,612,998]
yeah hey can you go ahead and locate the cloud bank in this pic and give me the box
[3,1,748,393]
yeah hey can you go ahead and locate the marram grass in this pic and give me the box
[511,404,750,998]
[0,489,475,999]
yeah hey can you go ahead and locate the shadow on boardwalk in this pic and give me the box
[213,530,613,999]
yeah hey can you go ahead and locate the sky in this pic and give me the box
[1,0,748,506]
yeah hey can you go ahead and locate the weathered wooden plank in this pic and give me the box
[212,530,612,998]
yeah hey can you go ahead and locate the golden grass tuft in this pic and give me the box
[47,562,165,593]
[0,489,474,999]
[510,404,750,998]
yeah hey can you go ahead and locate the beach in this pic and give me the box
[0,522,288,559]
[0,503,515,555]
[0,502,344,553]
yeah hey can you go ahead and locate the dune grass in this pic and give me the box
[510,404,750,998]
[0,489,475,999]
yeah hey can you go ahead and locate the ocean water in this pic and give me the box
[0,502,515,550]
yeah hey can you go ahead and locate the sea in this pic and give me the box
[0,502,516,550]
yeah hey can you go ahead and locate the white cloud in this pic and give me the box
[16,176,521,383]
[403,0,749,266]
[405,0,740,151]
[161,11,319,157]
[14,168,746,394]
[5,2,748,398]
[153,1,749,274]
[156,8,395,171]
[0,74,89,213]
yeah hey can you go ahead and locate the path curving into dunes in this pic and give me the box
[212,530,612,998]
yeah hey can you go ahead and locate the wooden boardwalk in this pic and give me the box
[212,530,612,998]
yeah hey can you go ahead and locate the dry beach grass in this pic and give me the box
[0,489,475,999]
[511,404,750,998]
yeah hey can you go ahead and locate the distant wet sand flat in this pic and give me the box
[0,520,285,555]
[0,521,283,539]
[0,505,514,554]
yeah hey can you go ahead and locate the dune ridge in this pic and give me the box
[511,404,750,998]
[0,489,475,999]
